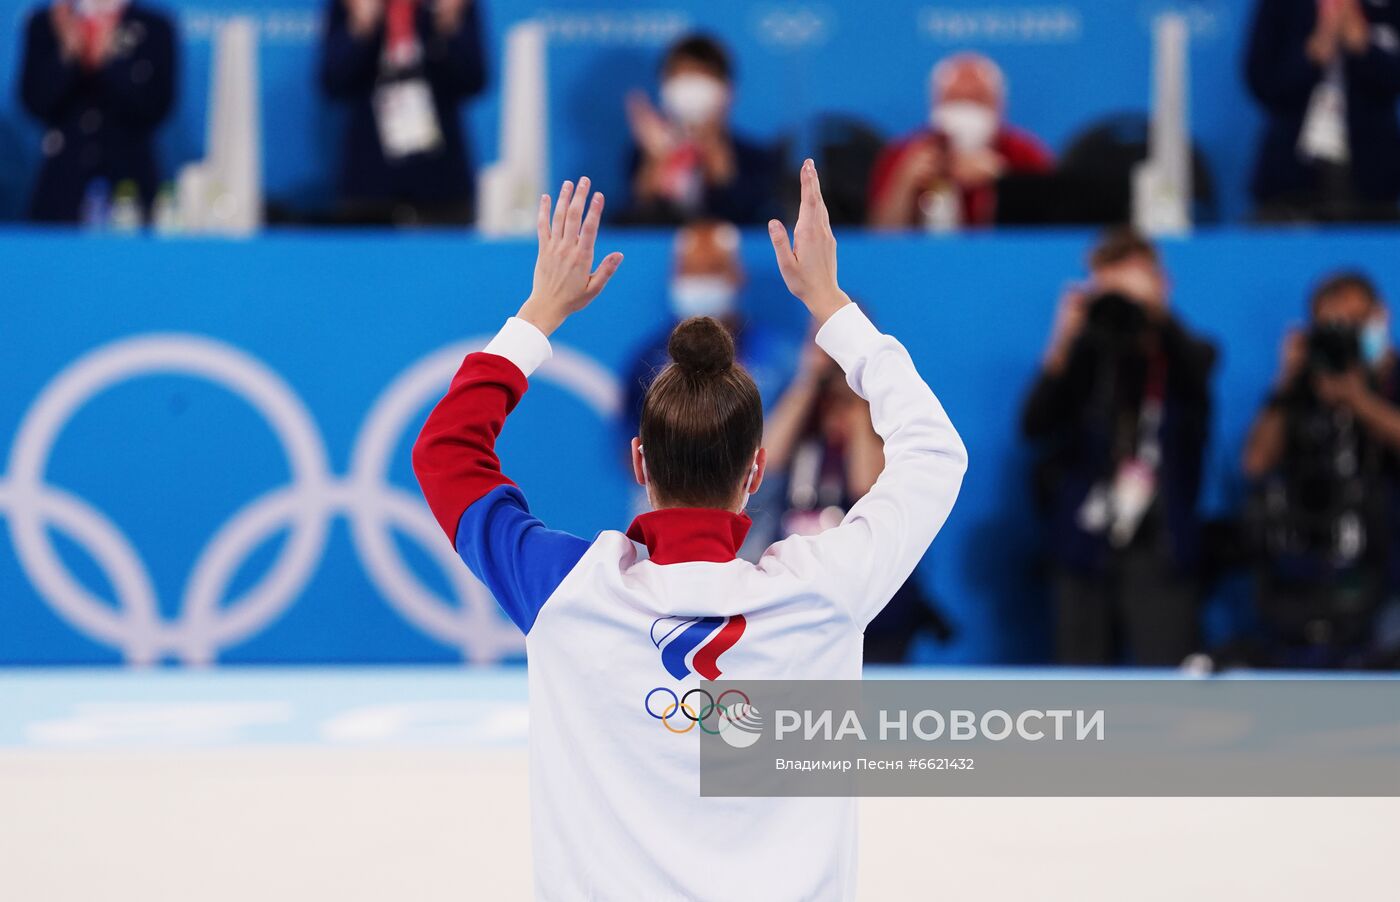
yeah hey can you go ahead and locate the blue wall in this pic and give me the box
[4,228,1399,666]
[1,0,1267,221]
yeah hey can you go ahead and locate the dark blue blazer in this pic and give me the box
[320,0,487,211]
[1245,0,1400,207]
[18,3,176,223]
[1021,318,1217,577]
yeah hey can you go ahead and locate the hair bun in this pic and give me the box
[668,316,735,376]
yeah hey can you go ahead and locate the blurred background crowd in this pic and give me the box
[10,0,1400,227]
[5,0,1400,671]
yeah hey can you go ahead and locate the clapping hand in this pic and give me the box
[344,0,383,37]
[1309,0,1369,63]
[435,0,471,33]
[626,91,678,163]
[50,2,85,61]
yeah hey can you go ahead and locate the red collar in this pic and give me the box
[625,508,752,564]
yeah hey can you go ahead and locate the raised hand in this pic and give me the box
[626,91,676,162]
[517,177,624,337]
[435,0,471,33]
[768,159,851,324]
[895,139,942,193]
[343,0,384,37]
[950,147,1006,189]
[49,2,85,62]
[1043,285,1090,374]
[1336,0,1370,54]
[1307,0,1344,64]
[1275,328,1306,391]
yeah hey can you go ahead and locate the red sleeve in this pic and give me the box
[996,127,1055,174]
[411,352,524,541]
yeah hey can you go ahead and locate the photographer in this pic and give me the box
[759,334,957,662]
[1242,272,1400,664]
[1022,230,1217,666]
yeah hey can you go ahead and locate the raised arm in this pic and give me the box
[1244,0,1322,111]
[763,161,968,628]
[320,0,383,99]
[19,8,81,121]
[412,179,623,632]
[423,0,488,99]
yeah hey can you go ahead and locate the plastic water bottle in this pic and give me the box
[80,178,111,231]
[109,180,143,233]
[151,184,180,235]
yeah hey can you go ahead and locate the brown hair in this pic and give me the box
[1088,228,1160,271]
[639,317,763,508]
[1309,270,1380,317]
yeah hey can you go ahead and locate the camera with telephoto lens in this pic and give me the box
[1084,291,1149,342]
[1307,322,1361,374]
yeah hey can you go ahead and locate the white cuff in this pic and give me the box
[813,303,880,371]
[483,317,552,377]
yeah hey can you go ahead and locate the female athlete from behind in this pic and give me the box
[413,160,967,901]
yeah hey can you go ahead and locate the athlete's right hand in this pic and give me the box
[768,159,851,325]
[517,177,624,337]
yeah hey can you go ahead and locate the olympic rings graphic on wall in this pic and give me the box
[644,687,751,735]
[0,333,620,665]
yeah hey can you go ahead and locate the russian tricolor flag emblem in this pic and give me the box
[650,615,747,681]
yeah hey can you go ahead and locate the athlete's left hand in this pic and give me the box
[517,177,624,337]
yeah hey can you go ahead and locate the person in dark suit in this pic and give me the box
[320,0,487,225]
[1246,0,1400,221]
[618,33,782,226]
[1021,230,1216,666]
[18,0,176,223]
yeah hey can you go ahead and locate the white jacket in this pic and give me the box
[414,303,967,901]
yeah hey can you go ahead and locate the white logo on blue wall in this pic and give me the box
[752,5,833,49]
[1135,2,1225,41]
[0,334,619,665]
[919,6,1083,44]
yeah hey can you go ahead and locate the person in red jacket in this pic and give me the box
[868,52,1053,230]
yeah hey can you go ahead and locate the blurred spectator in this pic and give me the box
[1241,272,1400,665]
[620,220,795,546]
[618,34,782,225]
[868,52,1052,231]
[1021,230,1216,666]
[1246,0,1400,222]
[760,334,956,662]
[623,222,795,441]
[18,0,176,223]
[320,0,486,225]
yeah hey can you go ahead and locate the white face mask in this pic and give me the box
[932,101,998,153]
[76,0,126,16]
[1362,316,1389,366]
[661,74,727,127]
[670,275,737,319]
